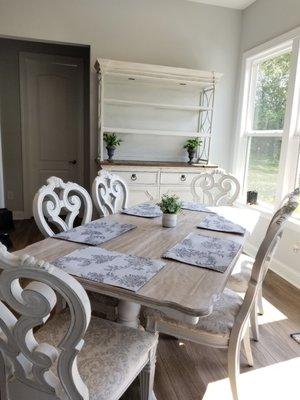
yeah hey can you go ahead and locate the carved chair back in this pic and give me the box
[33,177,93,237]
[92,170,129,217]
[191,169,240,206]
[0,244,91,400]
[230,189,299,346]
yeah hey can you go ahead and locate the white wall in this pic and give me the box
[0,0,242,196]
[240,0,300,289]
[241,0,300,51]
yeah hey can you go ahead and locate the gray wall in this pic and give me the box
[0,0,242,212]
[241,0,300,51]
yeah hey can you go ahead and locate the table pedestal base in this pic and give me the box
[117,300,141,328]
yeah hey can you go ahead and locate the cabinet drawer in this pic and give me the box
[160,172,198,186]
[112,170,158,185]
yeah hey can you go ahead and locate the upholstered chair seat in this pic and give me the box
[0,245,158,400]
[145,288,243,345]
[36,310,157,400]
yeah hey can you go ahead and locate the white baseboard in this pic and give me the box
[244,243,300,290]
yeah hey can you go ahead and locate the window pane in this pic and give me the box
[247,137,282,205]
[253,52,291,131]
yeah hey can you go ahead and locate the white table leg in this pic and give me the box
[117,300,141,328]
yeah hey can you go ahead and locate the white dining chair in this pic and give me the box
[33,176,93,237]
[0,244,158,400]
[191,168,240,206]
[227,187,299,340]
[33,176,118,321]
[92,170,129,217]
[143,193,298,400]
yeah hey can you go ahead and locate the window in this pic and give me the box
[244,50,292,205]
[235,32,300,216]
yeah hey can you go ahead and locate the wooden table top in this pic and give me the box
[15,208,257,317]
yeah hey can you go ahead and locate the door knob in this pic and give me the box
[69,160,77,165]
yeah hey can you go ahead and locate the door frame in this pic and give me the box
[19,52,85,218]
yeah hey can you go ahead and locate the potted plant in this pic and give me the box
[103,132,123,161]
[183,137,202,164]
[157,194,182,228]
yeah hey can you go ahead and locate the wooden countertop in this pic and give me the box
[99,160,218,168]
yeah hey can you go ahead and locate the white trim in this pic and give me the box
[244,26,300,59]
[244,242,300,289]
[244,131,283,138]
[276,38,300,200]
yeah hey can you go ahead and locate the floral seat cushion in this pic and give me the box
[227,253,254,293]
[36,311,157,400]
[144,288,243,337]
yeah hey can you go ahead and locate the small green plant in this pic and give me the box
[183,137,202,150]
[103,132,123,148]
[157,194,182,214]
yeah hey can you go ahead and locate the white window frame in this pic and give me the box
[233,26,300,217]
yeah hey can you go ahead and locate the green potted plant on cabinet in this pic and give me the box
[157,194,182,228]
[183,137,202,164]
[103,133,123,161]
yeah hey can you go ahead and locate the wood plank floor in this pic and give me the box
[10,219,300,400]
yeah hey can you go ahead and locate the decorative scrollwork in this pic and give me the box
[191,169,240,206]
[0,243,91,399]
[33,176,93,238]
[92,170,129,217]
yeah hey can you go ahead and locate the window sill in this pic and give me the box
[235,201,300,232]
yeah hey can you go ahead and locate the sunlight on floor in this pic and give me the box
[203,357,300,400]
[258,297,287,325]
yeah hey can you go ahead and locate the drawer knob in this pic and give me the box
[180,174,187,182]
[131,173,137,181]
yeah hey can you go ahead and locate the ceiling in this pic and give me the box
[186,0,257,10]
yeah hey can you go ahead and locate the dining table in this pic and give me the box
[15,206,259,329]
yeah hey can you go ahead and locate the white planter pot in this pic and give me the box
[162,213,178,228]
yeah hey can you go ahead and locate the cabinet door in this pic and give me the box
[128,187,159,206]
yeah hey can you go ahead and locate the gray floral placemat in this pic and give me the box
[54,219,136,246]
[122,203,163,218]
[162,233,242,273]
[181,201,216,214]
[52,247,166,292]
[198,214,246,235]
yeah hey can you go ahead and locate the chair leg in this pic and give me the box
[243,327,254,367]
[228,336,241,400]
[140,345,157,400]
[257,286,264,315]
[250,304,259,341]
